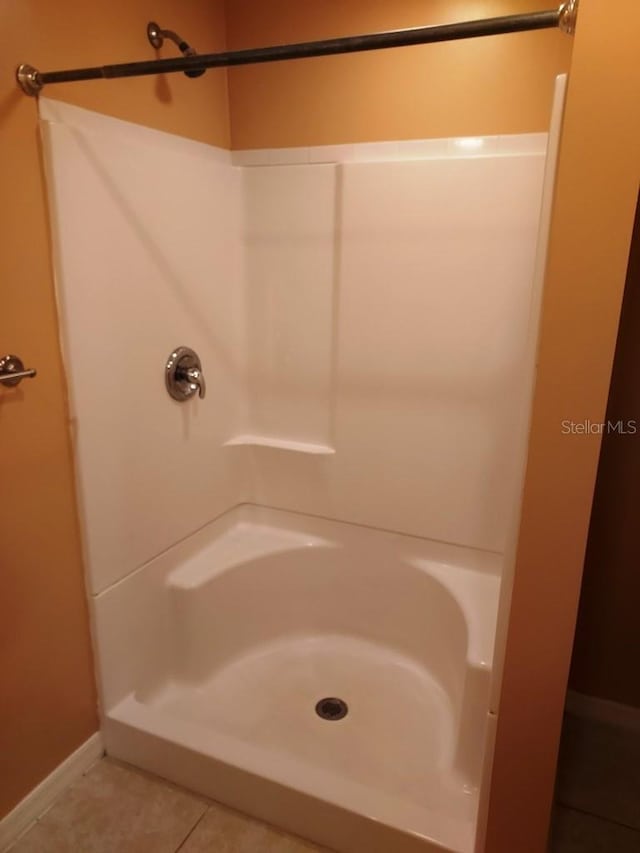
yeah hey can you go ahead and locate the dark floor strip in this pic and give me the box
[556,804,640,836]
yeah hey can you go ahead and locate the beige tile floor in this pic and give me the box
[8,758,332,853]
[15,714,638,853]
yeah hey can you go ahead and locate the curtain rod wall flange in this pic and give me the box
[559,0,579,34]
[17,64,41,96]
[15,1,578,98]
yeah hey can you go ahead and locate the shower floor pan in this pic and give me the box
[95,506,501,853]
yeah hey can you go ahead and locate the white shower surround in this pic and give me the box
[40,75,565,853]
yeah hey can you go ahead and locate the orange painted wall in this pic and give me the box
[0,0,229,819]
[225,0,572,149]
[569,199,640,711]
[486,2,640,850]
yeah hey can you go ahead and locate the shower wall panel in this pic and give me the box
[40,100,247,594]
[245,149,546,553]
[42,95,548,593]
[231,164,337,452]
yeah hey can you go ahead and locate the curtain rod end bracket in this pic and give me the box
[17,64,43,96]
[559,0,579,35]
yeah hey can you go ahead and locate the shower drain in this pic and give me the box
[315,697,349,721]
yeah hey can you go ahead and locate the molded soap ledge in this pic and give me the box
[224,435,335,455]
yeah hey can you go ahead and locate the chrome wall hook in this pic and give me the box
[147,22,205,78]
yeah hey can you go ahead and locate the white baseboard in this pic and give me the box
[566,689,640,732]
[0,732,104,852]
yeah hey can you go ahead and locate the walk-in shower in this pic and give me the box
[28,5,575,851]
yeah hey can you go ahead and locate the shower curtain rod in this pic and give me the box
[16,1,578,97]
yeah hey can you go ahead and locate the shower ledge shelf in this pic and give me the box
[224,435,335,455]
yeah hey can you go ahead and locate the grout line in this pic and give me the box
[556,803,640,835]
[174,806,210,853]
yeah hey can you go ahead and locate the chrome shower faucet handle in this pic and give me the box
[165,347,206,401]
